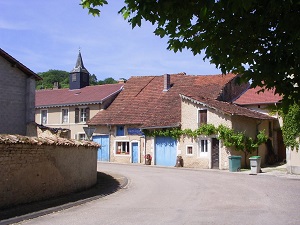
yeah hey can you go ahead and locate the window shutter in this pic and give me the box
[86,107,90,121]
[75,108,79,123]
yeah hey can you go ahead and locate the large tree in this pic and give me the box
[81,0,300,109]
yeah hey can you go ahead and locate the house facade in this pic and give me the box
[88,73,275,169]
[234,87,285,164]
[35,51,123,140]
[0,48,42,136]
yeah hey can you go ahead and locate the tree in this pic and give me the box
[36,70,69,89]
[81,0,300,109]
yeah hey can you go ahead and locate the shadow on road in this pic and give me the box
[0,172,121,223]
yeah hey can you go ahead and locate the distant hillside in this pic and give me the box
[36,70,120,89]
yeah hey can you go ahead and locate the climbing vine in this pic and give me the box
[143,123,267,167]
[282,103,300,151]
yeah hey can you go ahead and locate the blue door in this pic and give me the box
[93,135,110,161]
[132,142,139,163]
[155,136,177,166]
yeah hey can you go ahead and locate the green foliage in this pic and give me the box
[81,0,300,109]
[144,124,267,156]
[36,70,118,89]
[36,70,69,89]
[282,104,300,151]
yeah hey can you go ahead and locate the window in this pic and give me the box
[78,133,86,140]
[41,109,48,124]
[186,146,193,155]
[75,107,89,123]
[62,108,69,124]
[116,126,125,136]
[198,109,207,127]
[198,139,209,157]
[116,141,130,155]
[200,140,208,152]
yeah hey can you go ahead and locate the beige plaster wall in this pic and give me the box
[35,104,101,139]
[287,145,300,174]
[0,135,98,209]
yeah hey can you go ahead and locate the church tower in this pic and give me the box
[69,50,90,90]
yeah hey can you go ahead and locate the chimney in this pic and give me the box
[53,82,59,89]
[163,74,171,92]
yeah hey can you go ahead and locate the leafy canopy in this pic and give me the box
[81,0,300,108]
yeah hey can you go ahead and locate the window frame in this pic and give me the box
[40,109,48,125]
[78,133,86,141]
[186,145,193,156]
[198,108,208,127]
[75,107,90,123]
[61,108,69,124]
[198,138,209,157]
[115,140,130,155]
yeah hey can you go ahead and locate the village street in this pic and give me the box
[19,163,300,225]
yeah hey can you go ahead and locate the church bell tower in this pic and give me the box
[69,50,90,90]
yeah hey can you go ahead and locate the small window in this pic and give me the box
[41,109,48,124]
[78,133,86,140]
[62,109,69,124]
[116,126,125,136]
[116,141,130,155]
[186,146,193,155]
[198,109,207,127]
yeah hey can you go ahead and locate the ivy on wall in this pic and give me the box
[282,104,300,151]
[143,124,267,167]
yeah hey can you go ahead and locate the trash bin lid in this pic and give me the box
[228,155,242,159]
[249,156,261,159]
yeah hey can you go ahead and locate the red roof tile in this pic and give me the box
[88,73,238,128]
[181,95,274,120]
[234,86,282,105]
[36,84,123,108]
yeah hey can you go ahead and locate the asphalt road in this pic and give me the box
[18,163,300,225]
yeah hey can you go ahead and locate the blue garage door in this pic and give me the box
[155,136,177,166]
[93,135,110,161]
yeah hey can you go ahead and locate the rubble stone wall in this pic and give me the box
[0,134,98,209]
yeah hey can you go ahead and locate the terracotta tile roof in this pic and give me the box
[181,95,274,120]
[234,86,282,105]
[0,48,42,80]
[36,84,123,108]
[88,73,238,128]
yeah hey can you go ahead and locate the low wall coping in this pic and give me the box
[0,134,100,148]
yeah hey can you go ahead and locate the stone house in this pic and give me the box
[0,48,42,136]
[234,87,300,174]
[234,87,285,163]
[35,51,124,140]
[87,73,275,169]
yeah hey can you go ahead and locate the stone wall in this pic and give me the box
[0,134,98,209]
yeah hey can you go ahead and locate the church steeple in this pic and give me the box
[69,50,90,90]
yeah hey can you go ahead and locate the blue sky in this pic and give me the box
[0,1,221,80]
